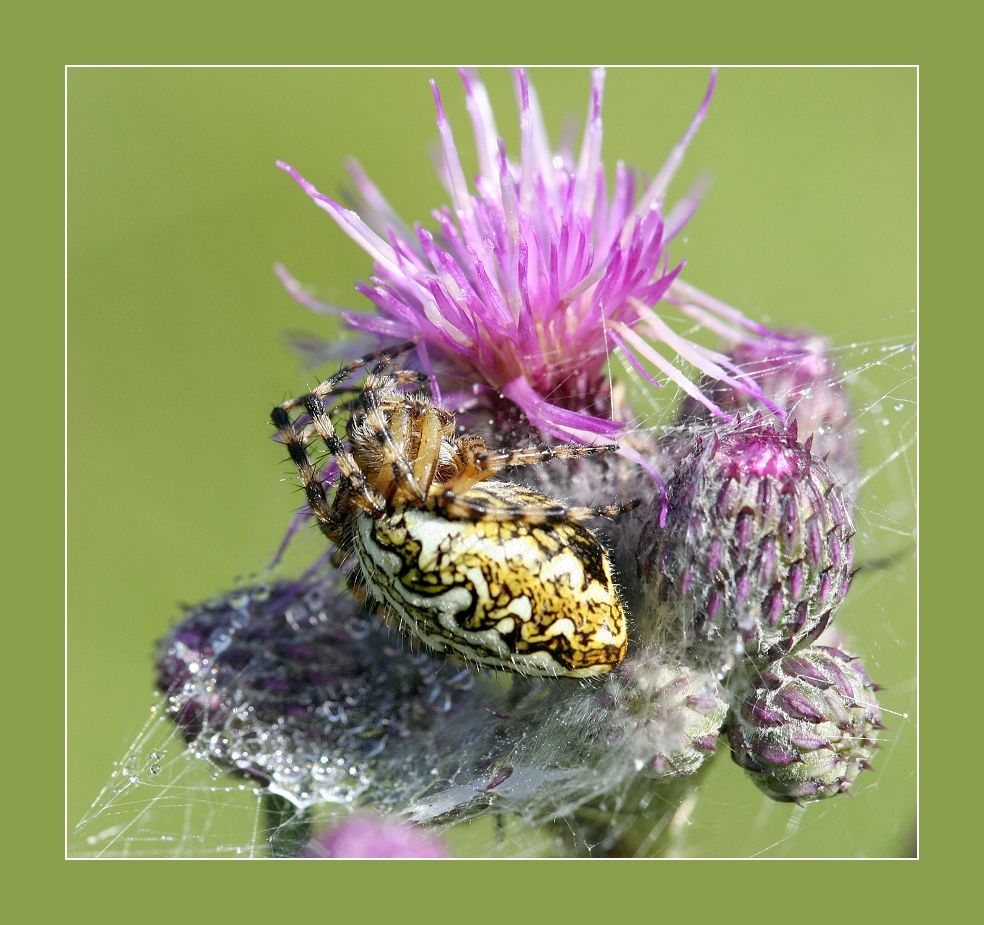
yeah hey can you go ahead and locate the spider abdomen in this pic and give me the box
[351,483,629,678]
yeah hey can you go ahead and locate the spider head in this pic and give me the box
[342,375,465,509]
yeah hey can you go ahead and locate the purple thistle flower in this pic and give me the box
[277,68,777,446]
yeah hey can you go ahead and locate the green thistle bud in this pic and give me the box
[605,655,728,778]
[726,645,883,803]
[641,416,856,671]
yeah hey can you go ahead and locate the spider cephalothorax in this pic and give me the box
[272,342,636,678]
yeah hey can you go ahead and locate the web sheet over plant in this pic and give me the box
[70,325,916,859]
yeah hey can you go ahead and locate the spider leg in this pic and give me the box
[272,343,422,517]
[303,392,388,515]
[289,370,429,435]
[277,340,419,413]
[409,406,448,494]
[311,369,430,407]
[362,398,445,505]
[350,380,426,505]
[369,346,426,378]
[477,442,620,472]
[272,395,387,542]
[271,404,346,541]
[431,435,491,498]
[440,490,639,524]
[440,441,620,497]
[564,499,641,521]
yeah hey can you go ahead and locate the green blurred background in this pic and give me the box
[68,67,916,857]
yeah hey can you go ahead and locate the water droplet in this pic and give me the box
[324,704,347,723]
[894,402,905,411]
[228,610,248,629]
[818,422,833,435]
[345,617,372,639]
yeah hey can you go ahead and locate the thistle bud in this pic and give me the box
[155,576,479,808]
[726,645,882,803]
[605,655,728,778]
[641,416,855,671]
[679,332,858,497]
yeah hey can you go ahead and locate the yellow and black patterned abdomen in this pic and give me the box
[352,483,628,678]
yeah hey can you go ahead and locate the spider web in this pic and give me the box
[69,321,916,859]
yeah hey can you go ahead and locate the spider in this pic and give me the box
[271,341,637,678]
